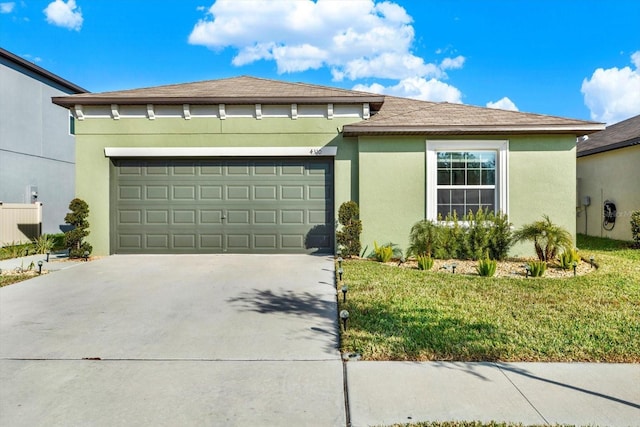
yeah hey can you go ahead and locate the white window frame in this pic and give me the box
[426,140,509,221]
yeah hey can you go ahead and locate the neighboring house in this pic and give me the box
[52,76,602,256]
[576,114,640,241]
[0,48,87,236]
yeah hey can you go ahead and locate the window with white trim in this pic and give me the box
[426,140,509,221]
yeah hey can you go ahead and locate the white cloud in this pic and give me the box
[440,55,465,70]
[0,2,15,13]
[43,0,83,31]
[581,51,640,124]
[486,97,519,111]
[353,77,463,103]
[188,0,465,95]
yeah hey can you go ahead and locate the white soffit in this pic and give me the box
[104,146,338,157]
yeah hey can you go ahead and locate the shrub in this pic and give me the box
[407,220,439,257]
[527,260,547,277]
[0,242,30,260]
[430,209,512,261]
[416,254,434,271]
[466,209,491,260]
[558,248,580,270]
[631,211,640,248]
[512,215,572,262]
[336,201,362,257]
[476,256,497,277]
[64,198,92,258]
[434,211,463,259]
[371,241,394,263]
[32,234,55,254]
[488,211,513,260]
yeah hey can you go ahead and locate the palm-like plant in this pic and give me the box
[407,219,439,257]
[512,215,573,262]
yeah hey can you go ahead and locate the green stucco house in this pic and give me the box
[52,76,603,256]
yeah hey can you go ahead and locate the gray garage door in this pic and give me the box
[110,158,333,254]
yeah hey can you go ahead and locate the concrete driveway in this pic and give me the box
[0,255,345,426]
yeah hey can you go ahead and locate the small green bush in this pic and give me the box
[436,211,464,259]
[528,260,547,277]
[558,248,580,270]
[631,211,640,248]
[64,198,92,258]
[476,256,497,277]
[0,242,31,260]
[32,234,55,254]
[372,241,394,263]
[336,201,362,257]
[416,254,434,271]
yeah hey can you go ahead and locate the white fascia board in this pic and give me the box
[104,146,338,158]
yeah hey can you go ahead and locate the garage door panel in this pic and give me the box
[146,186,169,200]
[174,234,196,248]
[119,234,142,249]
[118,210,142,225]
[254,185,277,200]
[308,185,327,199]
[147,234,169,249]
[173,186,196,200]
[200,234,223,249]
[119,186,142,200]
[227,186,250,200]
[282,185,304,200]
[200,186,223,200]
[112,158,333,254]
[200,210,223,224]
[173,210,196,224]
[281,210,304,224]
[281,234,304,249]
[227,234,250,249]
[146,210,169,224]
[227,210,250,224]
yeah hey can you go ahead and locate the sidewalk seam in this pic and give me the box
[494,362,549,425]
[342,360,351,427]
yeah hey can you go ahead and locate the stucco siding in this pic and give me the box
[577,145,640,241]
[74,115,361,255]
[509,135,577,256]
[358,137,425,254]
[356,135,577,258]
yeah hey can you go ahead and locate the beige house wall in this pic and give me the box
[577,145,640,241]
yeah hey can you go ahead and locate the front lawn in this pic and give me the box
[0,273,36,287]
[339,235,640,362]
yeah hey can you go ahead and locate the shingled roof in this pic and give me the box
[577,114,640,157]
[52,75,603,135]
[52,75,384,106]
[342,96,602,136]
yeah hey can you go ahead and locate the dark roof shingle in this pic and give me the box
[52,75,603,135]
[53,75,384,106]
[577,114,640,157]
[342,96,602,135]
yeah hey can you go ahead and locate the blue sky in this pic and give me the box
[2,0,639,124]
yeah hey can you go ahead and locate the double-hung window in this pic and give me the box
[426,140,508,220]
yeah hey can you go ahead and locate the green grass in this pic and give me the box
[0,274,35,287]
[384,423,572,427]
[339,234,640,362]
[384,423,573,427]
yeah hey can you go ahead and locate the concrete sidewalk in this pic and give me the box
[0,252,85,273]
[347,361,640,427]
